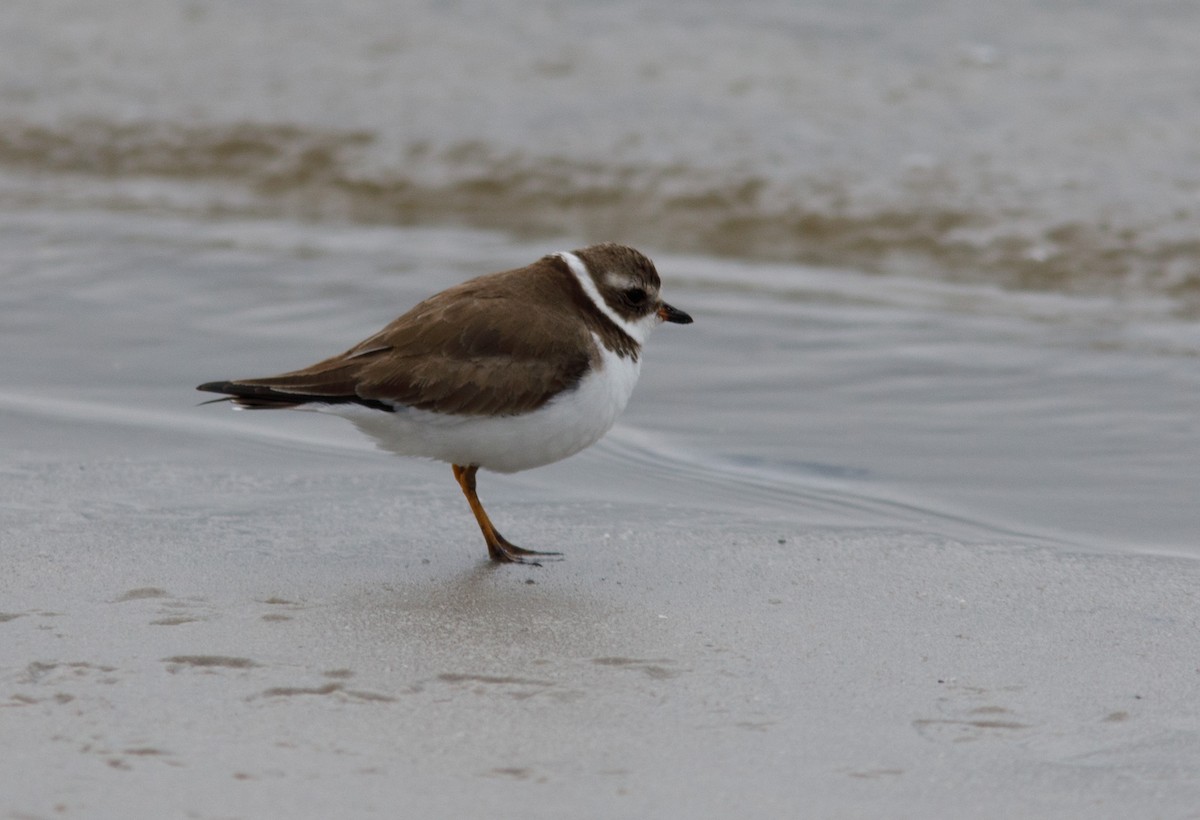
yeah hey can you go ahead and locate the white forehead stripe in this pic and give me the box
[557,251,640,338]
[603,270,636,290]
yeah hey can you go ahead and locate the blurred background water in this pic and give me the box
[2,0,1199,556]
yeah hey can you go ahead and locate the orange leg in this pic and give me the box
[451,464,563,565]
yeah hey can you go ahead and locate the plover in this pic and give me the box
[198,243,692,564]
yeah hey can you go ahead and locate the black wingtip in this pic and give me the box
[195,380,302,409]
[195,379,394,412]
[196,382,251,406]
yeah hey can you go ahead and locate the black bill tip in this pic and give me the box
[658,302,693,325]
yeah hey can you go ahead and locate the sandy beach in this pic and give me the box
[5,1,1200,816]
[4,427,1199,817]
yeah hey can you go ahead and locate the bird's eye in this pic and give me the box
[625,287,647,305]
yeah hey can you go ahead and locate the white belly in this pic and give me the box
[330,343,642,473]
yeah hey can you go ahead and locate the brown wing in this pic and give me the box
[198,263,596,417]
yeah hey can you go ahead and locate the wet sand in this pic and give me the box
[4,430,1200,818]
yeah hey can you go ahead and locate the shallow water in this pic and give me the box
[3,204,1198,557]
[3,0,1200,307]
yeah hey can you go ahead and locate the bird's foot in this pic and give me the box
[487,532,564,566]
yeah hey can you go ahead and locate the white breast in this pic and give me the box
[331,335,642,473]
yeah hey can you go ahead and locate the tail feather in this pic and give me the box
[195,380,394,412]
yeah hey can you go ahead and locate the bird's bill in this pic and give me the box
[658,302,693,324]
